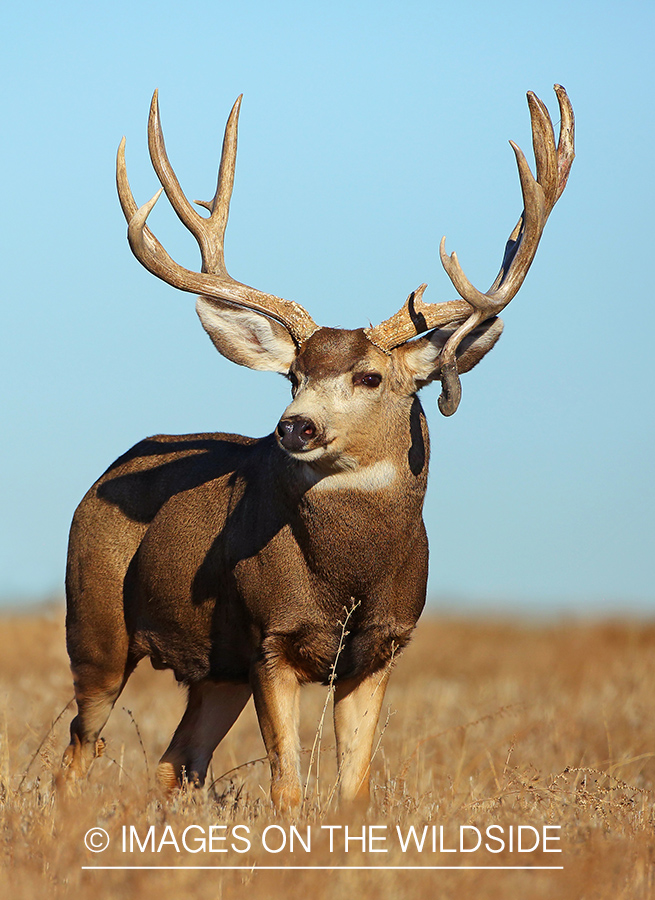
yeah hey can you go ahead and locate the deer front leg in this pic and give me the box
[157,680,252,791]
[333,666,391,805]
[251,654,301,811]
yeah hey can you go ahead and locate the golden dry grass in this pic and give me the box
[1,606,655,899]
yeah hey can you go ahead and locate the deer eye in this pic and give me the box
[288,372,299,393]
[355,372,382,388]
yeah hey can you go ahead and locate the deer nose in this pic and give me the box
[276,416,318,452]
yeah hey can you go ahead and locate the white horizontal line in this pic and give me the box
[83,866,564,871]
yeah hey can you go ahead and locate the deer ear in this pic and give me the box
[196,296,297,373]
[395,317,504,386]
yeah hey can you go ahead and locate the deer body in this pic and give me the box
[65,326,434,805]
[70,410,429,689]
[62,88,573,808]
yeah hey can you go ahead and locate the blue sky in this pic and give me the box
[2,0,653,611]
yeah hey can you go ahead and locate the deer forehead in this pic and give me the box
[293,327,389,380]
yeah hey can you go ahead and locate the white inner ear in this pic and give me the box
[394,318,504,385]
[399,337,443,383]
[196,297,297,373]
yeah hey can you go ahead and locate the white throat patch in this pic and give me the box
[308,459,398,493]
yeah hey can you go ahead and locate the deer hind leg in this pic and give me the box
[61,655,134,783]
[333,666,391,806]
[250,655,301,811]
[62,540,137,784]
[156,680,252,792]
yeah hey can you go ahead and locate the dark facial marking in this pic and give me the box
[408,397,426,476]
[294,328,381,381]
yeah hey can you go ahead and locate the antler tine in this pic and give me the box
[147,91,201,245]
[484,94,560,298]
[116,93,319,346]
[527,91,558,212]
[439,138,546,313]
[488,85,574,295]
[148,90,241,276]
[117,139,183,277]
[116,136,141,223]
[194,95,241,247]
[554,84,575,203]
[366,85,574,417]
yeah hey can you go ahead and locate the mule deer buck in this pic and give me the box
[62,86,574,809]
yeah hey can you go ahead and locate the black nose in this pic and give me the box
[277,416,318,452]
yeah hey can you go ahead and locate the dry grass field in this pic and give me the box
[1,605,655,899]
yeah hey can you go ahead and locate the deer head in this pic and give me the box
[116,85,574,444]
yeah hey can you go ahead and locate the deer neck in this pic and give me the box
[272,397,430,589]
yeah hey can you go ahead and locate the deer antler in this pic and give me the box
[365,85,575,415]
[116,91,319,347]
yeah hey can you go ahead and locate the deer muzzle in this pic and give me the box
[276,416,322,453]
